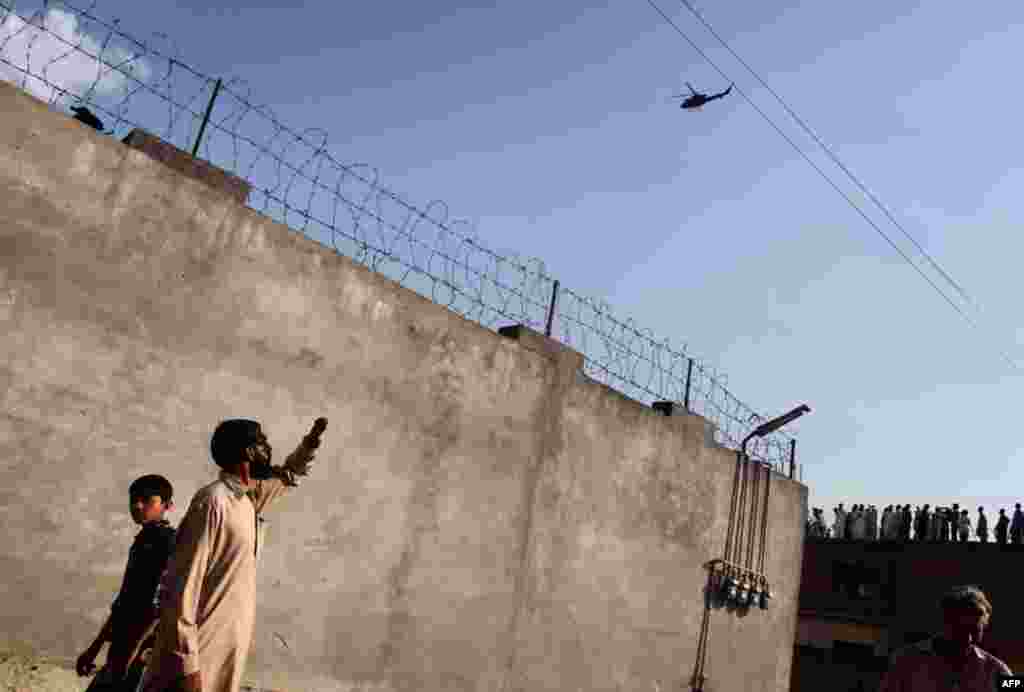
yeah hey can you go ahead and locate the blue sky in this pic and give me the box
[5,0,1024,523]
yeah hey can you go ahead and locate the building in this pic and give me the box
[792,537,1024,692]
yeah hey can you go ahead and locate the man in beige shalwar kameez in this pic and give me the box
[140,418,326,692]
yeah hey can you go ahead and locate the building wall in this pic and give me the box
[0,80,807,692]
[790,640,886,692]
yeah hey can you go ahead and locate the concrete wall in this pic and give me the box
[0,79,808,692]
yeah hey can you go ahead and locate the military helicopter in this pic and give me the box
[672,82,734,110]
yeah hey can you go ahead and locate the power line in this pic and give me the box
[643,0,1019,372]
[676,0,983,317]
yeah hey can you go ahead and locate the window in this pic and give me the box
[833,641,874,663]
[795,644,827,665]
[832,561,884,601]
[904,632,931,646]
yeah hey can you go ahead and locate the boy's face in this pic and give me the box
[130,494,172,525]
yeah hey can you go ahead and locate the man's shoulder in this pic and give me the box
[190,479,234,508]
[889,641,1012,674]
[977,647,1013,675]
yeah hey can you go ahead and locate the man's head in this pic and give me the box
[940,585,992,655]
[128,474,174,525]
[1000,508,1006,515]
[979,507,984,513]
[211,419,274,481]
[1016,503,1021,510]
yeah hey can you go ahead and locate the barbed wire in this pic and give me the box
[0,0,797,469]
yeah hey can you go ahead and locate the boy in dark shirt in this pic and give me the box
[76,475,176,690]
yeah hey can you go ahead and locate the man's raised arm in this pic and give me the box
[252,418,327,513]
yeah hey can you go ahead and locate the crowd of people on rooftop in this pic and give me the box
[805,503,1024,543]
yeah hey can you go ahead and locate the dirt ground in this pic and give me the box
[0,652,90,692]
[0,651,282,692]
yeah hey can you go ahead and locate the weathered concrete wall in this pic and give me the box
[0,79,807,692]
[511,382,807,692]
[121,128,252,204]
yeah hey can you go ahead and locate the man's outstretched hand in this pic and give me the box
[305,418,328,449]
[75,644,100,676]
[282,418,328,479]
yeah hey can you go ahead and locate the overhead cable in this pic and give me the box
[643,0,1019,371]
[677,0,982,315]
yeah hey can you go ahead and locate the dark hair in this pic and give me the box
[210,419,262,469]
[129,474,173,503]
[940,585,992,625]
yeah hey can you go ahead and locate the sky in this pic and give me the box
[4,0,1024,525]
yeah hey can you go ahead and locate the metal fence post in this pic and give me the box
[684,358,694,412]
[544,279,560,338]
[789,439,796,480]
[191,77,222,157]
